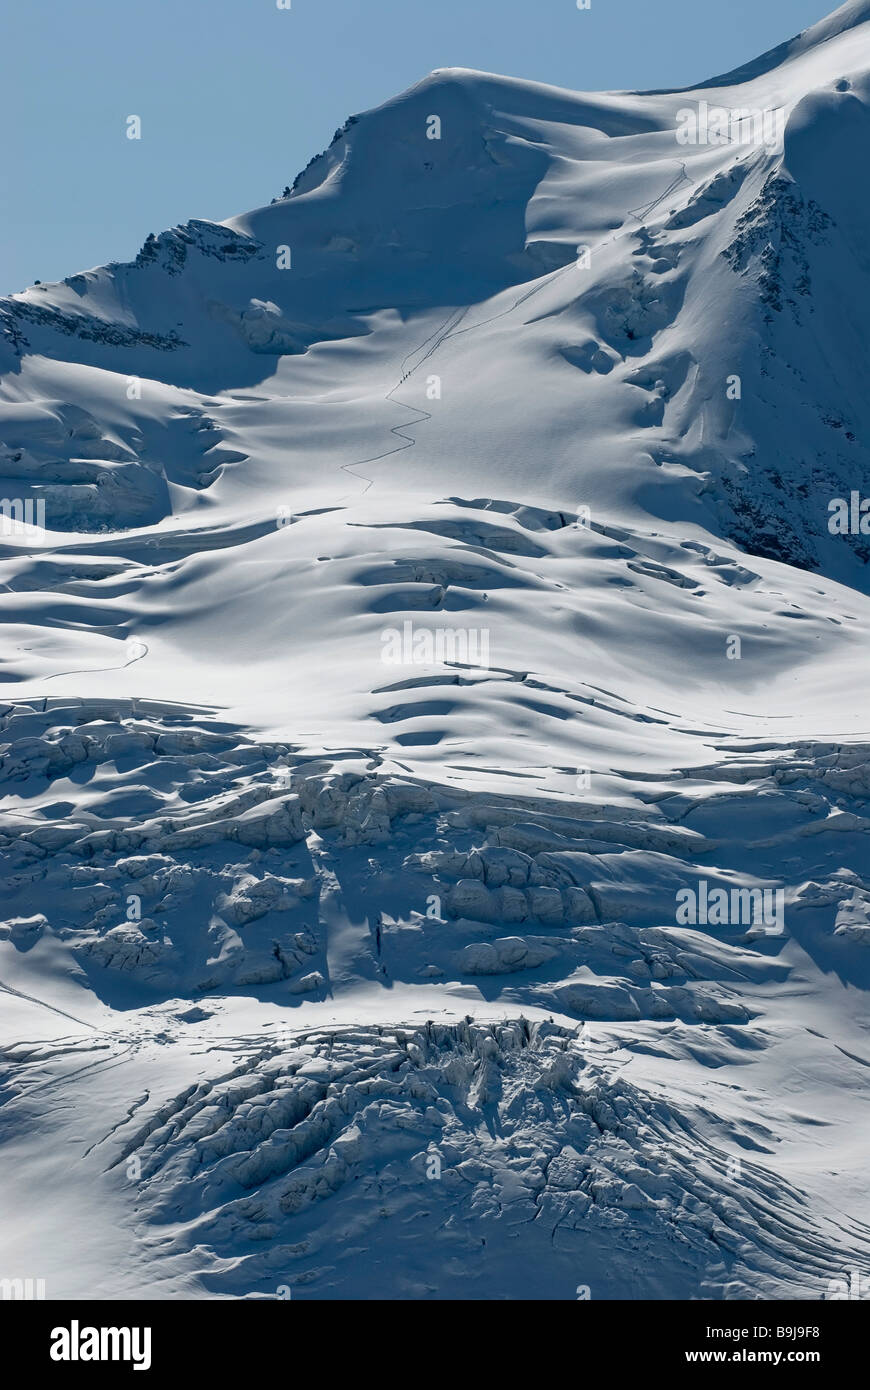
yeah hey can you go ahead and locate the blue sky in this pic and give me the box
[2,0,832,294]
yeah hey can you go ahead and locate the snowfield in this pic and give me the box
[2,0,870,1300]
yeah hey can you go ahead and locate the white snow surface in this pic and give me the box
[2,1,870,1299]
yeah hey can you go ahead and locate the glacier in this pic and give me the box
[2,0,870,1301]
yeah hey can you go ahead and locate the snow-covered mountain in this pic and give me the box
[2,1,870,1300]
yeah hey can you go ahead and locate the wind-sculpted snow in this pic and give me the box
[2,1,870,1300]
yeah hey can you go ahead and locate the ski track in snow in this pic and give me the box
[339,256,579,499]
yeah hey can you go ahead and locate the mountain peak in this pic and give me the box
[4,0,870,1307]
[688,0,870,90]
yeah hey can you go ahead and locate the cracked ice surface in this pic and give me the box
[4,0,870,1299]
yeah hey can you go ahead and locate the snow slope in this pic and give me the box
[1,1,870,1300]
